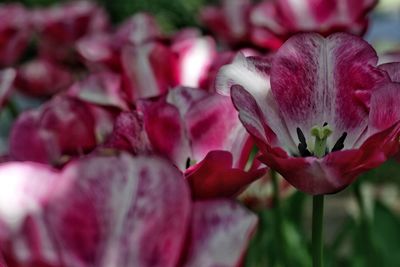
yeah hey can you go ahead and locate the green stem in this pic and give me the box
[271,170,287,266]
[312,195,324,267]
[5,100,19,119]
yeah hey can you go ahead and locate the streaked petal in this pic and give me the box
[182,199,257,267]
[271,33,388,150]
[0,69,16,110]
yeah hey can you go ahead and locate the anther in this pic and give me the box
[331,132,347,152]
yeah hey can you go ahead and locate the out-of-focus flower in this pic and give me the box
[15,59,74,97]
[0,154,257,267]
[0,68,16,110]
[251,0,377,49]
[0,4,31,67]
[200,0,253,48]
[33,1,109,64]
[218,33,400,195]
[8,96,110,165]
[139,86,265,198]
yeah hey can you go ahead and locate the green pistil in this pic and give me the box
[311,124,332,158]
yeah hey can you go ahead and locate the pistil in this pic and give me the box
[311,124,332,158]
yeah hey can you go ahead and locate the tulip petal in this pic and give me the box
[379,62,400,83]
[46,154,191,267]
[182,199,257,267]
[271,33,388,150]
[186,93,252,167]
[185,150,266,199]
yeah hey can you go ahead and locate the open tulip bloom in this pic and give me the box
[217,32,400,266]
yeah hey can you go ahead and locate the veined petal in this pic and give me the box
[379,62,400,83]
[186,93,252,167]
[46,154,191,267]
[182,199,257,267]
[271,32,388,150]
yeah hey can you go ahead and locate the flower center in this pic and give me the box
[296,123,347,158]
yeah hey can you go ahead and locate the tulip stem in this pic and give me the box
[312,195,324,267]
[271,170,287,266]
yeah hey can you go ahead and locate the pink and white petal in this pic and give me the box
[216,54,296,151]
[185,93,252,167]
[0,162,65,266]
[220,0,252,39]
[103,111,151,154]
[0,69,16,110]
[368,82,400,136]
[121,43,176,101]
[182,199,257,267]
[378,62,400,83]
[185,151,266,199]
[68,72,129,110]
[271,33,388,150]
[138,99,191,170]
[250,1,287,35]
[46,154,191,267]
[166,87,208,117]
[172,35,216,88]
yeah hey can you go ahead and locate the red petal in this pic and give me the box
[379,62,400,83]
[185,150,266,199]
[182,199,257,267]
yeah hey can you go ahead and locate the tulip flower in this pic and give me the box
[15,59,74,97]
[138,86,265,198]
[33,1,109,64]
[0,4,31,67]
[0,154,257,267]
[251,0,377,49]
[217,32,400,195]
[9,96,113,165]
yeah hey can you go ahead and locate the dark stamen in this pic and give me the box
[296,127,312,156]
[186,157,191,169]
[323,122,328,127]
[298,143,312,157]
[331,132,347,152]
[296,127,307,146]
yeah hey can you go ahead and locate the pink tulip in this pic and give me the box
[217,33,400,195]
[0,154,257,267]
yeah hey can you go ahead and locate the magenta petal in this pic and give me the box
[185,150,266,199]
[46,154,191,267]
[271,33,388,149]
[15,59,73,97]
[379,62,400,83]
[121,43,176,101]
[139,99,191,170]
[0,69,16,110]
[368,82,400,135]
[182,199,257,267]
[103,111,151,154]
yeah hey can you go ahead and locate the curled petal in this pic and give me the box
[182,199,257,267]
[185,150,266,199]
